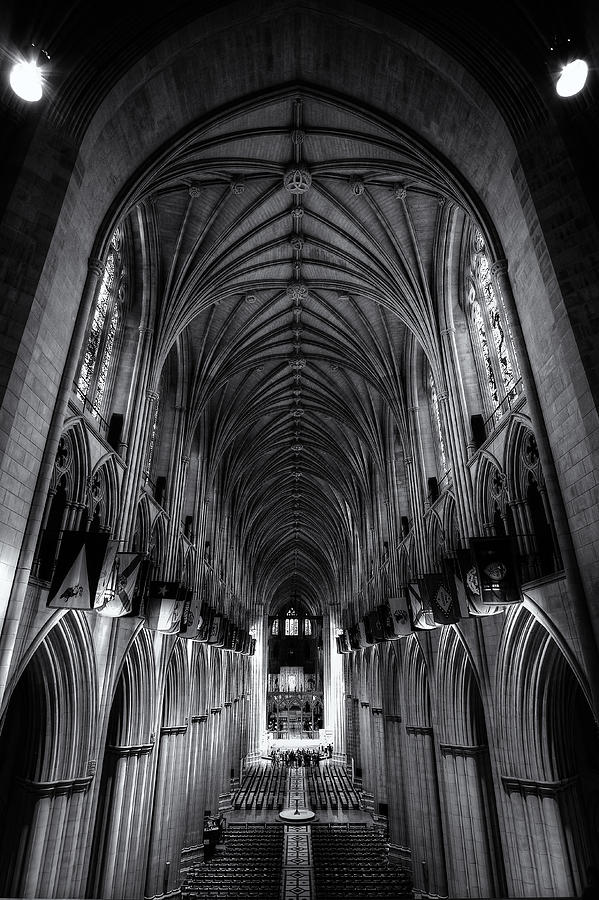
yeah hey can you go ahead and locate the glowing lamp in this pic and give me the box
[9,59,43,102]
[556,58,589,97]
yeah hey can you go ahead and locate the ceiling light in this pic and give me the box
[9,58,43,101]
[556,58,589,97]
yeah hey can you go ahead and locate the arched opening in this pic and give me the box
[497,604,599,896]
[87,628,155,900]
[267,600,323,740]
[0,614,96,898]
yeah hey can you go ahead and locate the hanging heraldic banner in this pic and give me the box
[337,631,351,653]
[208,613,228,647]
[407,581,437,630]
[348,623,361,650]
[94,549,146,617]
[364,607,386,643]
[470,536,521,604]
[419,573,461,625]
[47,531,110,609]
[452,537,520,615]
[197,603,214,642]
[382,594,413,638]
[145,581,183,633]
[179,588,203,639]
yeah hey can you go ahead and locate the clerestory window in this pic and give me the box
[467,230,521,429]
[76,226,127,422]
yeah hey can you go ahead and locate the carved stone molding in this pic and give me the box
[88,257,104,277]
[439,742,487,757]
[284,167,312,194]
[501,774,578,797]
[18,776,93,797]
[160,725,188,736]
[405,725,433,735]
[107,743,154,758]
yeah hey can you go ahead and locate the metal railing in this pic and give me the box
[483,377,524,437]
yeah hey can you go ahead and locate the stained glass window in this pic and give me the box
[144,398,159,485]
[467,230,520,426]
[304,618,312,636]
[285,607,299,636]
[76,226,126,420]
[429,372,448,477]
[272,618,279,635]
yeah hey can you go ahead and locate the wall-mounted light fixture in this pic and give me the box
[549,36,589,97]
[9,44,49,102]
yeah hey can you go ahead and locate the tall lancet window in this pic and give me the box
[285,607,299,636]
[428,371,448,479]
[467,229,520,426]
[76,226,127,420]
[143,397,160,486]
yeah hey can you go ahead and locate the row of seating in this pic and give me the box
[305,763,361,810]
[311,825,412,900]
[181,824,284,900]
[232,763,287,810]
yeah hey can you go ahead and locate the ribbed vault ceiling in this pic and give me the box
[125,89,475,615]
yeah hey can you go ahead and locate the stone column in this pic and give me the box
[439,743,504,897]
[384,714,411,868]
[500,775,588,897]
[3,776,93,898]
[183,714,208,855]
[371,706,387,816]
[404,725,448,899]
[90,744,154,900]
[144,724,188,899]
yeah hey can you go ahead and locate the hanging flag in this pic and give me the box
[47,531,110,609]
[364,607,386,643]
[145,581,183,633]
[419,572,461,625]
[470,536,521,605]
[363,613,374,644]
[453,543,517,616]
[179,588,204,638]
[408,580,437,630]
[208,610,223,645]
[357,618,370,647]
[337,631,350,652]
[224,620,237,651]
[93,539,119,606]
[95,549,146,617]
[208,612,224,644]
[234,627,246,653]
[382,592,413,638]
[348,623,361,650]
[196,603,214,641]
[442,554,471,618]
